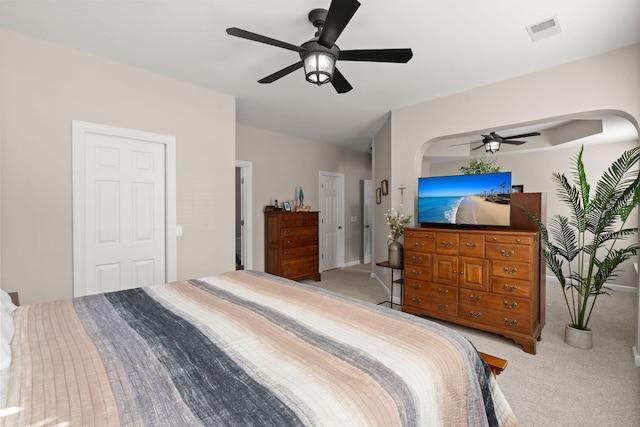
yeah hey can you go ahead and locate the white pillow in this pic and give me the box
[0,289,16,370]
[0,289,17,314]
[0,310,14,370]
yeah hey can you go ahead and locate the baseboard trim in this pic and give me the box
[372,273,402,305]
[343,260,363,268]
[546,275,638,293]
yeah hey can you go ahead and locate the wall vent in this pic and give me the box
[526,16,562,42]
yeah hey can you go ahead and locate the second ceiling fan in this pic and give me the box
[454,131,542,153]
[226,0,413,93]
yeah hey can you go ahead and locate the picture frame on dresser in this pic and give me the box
[283,201,291,212]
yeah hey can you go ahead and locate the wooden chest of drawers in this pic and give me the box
[403,227,543,354]
[264,211,321,281]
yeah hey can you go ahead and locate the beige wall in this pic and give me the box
[235,124,371,270]
[388,44,640,227]
[372,117,394,286]
[0,29,236,304]
[430,140,639,288]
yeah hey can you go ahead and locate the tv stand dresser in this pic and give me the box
[402,225,543,354]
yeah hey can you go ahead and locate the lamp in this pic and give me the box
[484,140,501,153]
[303,51,336,85]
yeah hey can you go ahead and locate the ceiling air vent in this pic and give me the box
[526,16,562,42]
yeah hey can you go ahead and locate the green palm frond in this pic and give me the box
[519,145,640,331]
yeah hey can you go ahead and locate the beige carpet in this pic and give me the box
[303,264,640,427]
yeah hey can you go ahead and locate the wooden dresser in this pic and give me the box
[264,211,321,281]
[403,227,543,354]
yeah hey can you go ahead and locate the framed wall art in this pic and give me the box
[381,179,389,195]
[376,187,382,204]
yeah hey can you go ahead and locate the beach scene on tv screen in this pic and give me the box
[418,173,511,226]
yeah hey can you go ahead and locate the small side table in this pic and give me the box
[376,261,404,309]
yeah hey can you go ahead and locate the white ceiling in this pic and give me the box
[1,0,639,153]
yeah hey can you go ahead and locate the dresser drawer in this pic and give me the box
[281,215,318,228]
[280,257,319,278]
[491,277,531,298]
[281,226,318,238]
[404,229,437,239]
[281,245,319,259]
[435,232,459,255]
[460,304,531,335]
[485,234,534,245]
[405,291,458,316]
[485,242,532,262]
[281,235,319,249]
[405,280,457,302]
[459,234,485,257]
[404,251,431,268]
[459,289,530,316]
[491,261,531,281]
[404,236,435,253]
[405,265,432,282]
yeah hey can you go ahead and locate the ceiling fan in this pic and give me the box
[453,131,542,153]
[226,0,413,94]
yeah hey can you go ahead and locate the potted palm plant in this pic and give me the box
[522,146,640,349]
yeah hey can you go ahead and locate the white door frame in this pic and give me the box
[319,171,345,271]
[72,120,177,296]
[235,160,253,270]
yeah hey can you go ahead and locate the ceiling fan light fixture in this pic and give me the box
[484,140,501,153]
[303,51,335,85]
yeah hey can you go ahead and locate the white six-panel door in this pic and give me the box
[319,171,344,271]
[73,121,177,297]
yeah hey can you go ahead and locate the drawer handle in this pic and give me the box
[441,241,453,248]
[465,242,478,249]
[503,267,518,275]
[500,249,515,257]
[437,304,448,311]
[503,301,518,309]
[411,269,422,276]
[516,238,521,243]
[411,297,422,304]
[411,256,423,263]
[492,237,498,241]
[283,230,291,235]
[468,294,482,302]
[414,242,425,249]
[284,251,292,255]
[503,284,518,291]
[410,283,423,290]
[437,288,449,296]
[469,310,482,318]
[503,318,518,327]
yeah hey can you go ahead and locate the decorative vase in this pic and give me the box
[388,241,403,266]
[564,324,593,349]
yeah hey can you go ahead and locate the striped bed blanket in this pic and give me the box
[1,270,518,426]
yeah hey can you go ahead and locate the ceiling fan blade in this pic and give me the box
[258,61,304,84]
[471,144,485,151]
[502,140,526,145]
[340,49,413,63]
[226,27,304,52]
[331,68,353,93]
[502,132,541,140]
[319,0,361,48]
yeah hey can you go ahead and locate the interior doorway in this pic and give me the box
[319,171,345,271]
[363,179,373,264]
[235,161,253,270]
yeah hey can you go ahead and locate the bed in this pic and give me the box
[1,270,518,426]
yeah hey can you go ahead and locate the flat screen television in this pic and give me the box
[417,172,512,227]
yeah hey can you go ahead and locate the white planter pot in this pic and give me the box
[565,324,593,349]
